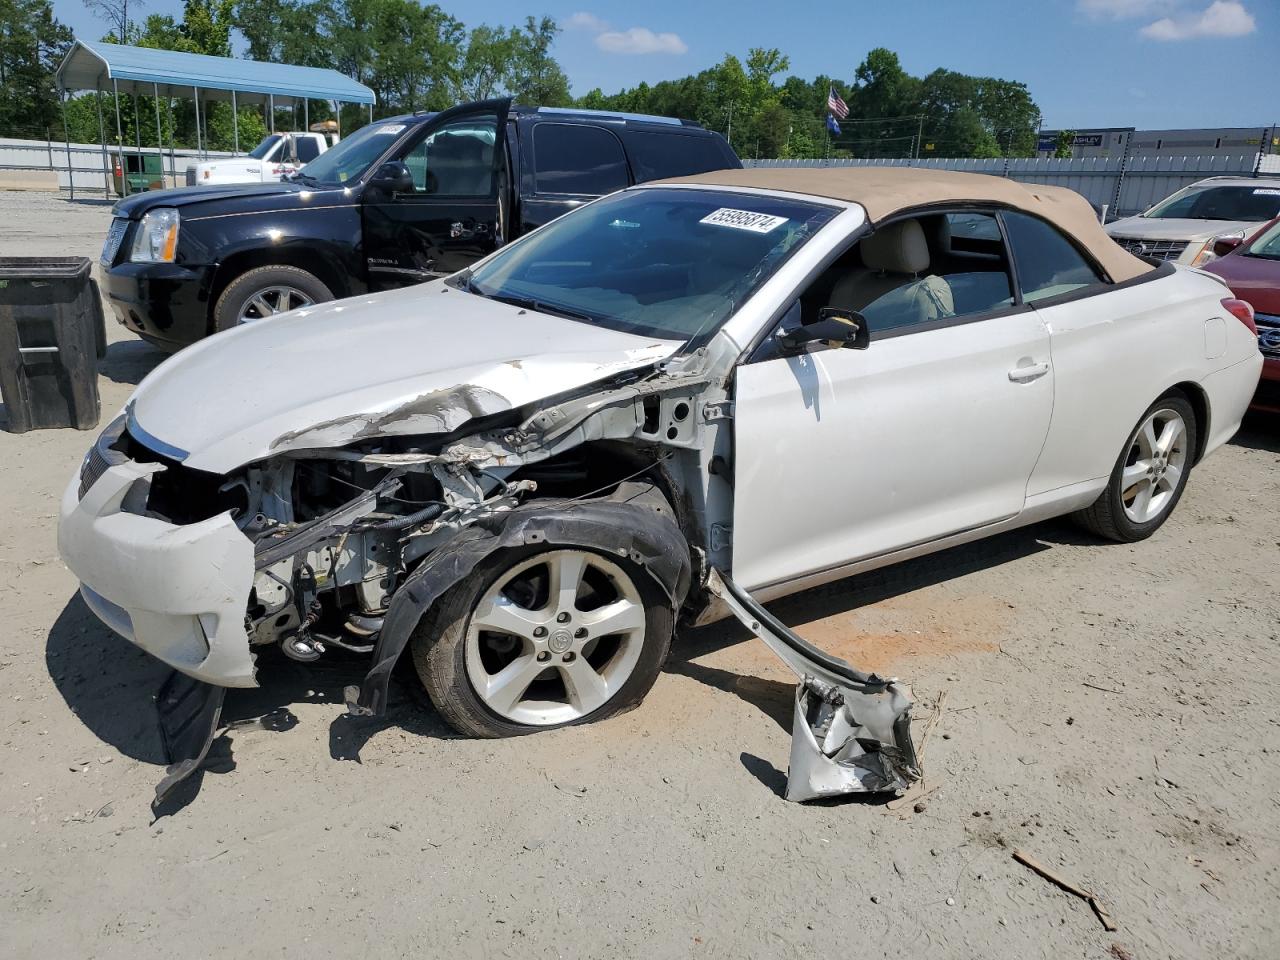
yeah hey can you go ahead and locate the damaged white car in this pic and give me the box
[59,168,1263,802]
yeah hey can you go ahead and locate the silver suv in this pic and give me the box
[1106,176,1280,266]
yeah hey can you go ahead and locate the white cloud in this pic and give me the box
[565,14,687,55]
[595,27,688,55]
[566,12,609,32]
[1140,0,1256,39]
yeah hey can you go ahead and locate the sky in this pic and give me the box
[52,0,1278,131]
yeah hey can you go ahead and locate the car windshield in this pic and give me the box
[295,120,410,184]
[1144,184,1280,222]
[1244,220,1280,259]
[247,134,282,160]
[462,188,838,341]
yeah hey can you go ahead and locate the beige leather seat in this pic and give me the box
[830,219,954,330]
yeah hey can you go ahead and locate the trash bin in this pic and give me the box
[0,257,102,433]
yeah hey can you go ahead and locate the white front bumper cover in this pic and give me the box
[58,459,258,688]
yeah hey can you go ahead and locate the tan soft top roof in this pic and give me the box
[661,166,1152,283]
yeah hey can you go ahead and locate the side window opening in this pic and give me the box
[295,137,320,163]
[400,114,499,197]
[1001,210,1106,302]
[532,122,629,196]
[784,212,1017,339]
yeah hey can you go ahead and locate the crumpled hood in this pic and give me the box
[128,281,680,473]
[1106,216,1259,244]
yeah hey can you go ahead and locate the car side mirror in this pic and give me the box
[1212,236,1243,257]
[369,160,415,195]
[776,308,870,354]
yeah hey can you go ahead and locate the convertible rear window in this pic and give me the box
[462,187,838,340]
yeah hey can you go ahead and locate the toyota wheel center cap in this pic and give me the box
[548,629,573,654]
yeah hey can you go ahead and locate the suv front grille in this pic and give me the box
[1111,236,1189,261]
[1256,312,1280,360]
[100,217,128,266]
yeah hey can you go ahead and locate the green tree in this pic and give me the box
[0,0,72,139]
[1054,130,1076,158]
[505,15,568,104]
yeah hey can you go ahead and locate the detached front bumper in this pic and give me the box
[58,460,258,687]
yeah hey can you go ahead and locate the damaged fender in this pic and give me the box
[706,569,920,801]
[346,485,693,717]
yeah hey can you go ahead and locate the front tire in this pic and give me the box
[412,546,673,738]
[1073,390,1196,542]
[212,265,333,333]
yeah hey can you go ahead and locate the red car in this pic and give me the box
[1205,217,1280,414]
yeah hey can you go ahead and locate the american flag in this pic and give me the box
[827,85,848,120]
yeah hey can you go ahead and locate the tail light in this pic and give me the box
[1222,297,1257,335]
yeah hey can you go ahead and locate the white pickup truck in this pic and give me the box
[185,131,337,186]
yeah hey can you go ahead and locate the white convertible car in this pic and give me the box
[59,168,1262,797]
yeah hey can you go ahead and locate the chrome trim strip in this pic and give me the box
[126,407,191,463]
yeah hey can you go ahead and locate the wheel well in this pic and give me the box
[506,441,693,540]
[207,248,350,334]
[1170,381,1210,464]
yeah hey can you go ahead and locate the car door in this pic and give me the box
[1003,209,1174,498]
[730,211,1055,591]
[362,101,510,287]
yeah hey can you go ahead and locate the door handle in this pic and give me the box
[1008,361,1050,383]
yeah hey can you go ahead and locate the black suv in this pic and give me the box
[101,99,741,350]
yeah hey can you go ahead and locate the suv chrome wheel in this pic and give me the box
[463,550,647,726]
[1121,407,1189,524]
[237,285,315,323]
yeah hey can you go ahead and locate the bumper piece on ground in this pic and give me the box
[707,569,920,802]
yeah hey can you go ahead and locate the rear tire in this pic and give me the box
[212,265,333,333]
[1073,390,1196,542]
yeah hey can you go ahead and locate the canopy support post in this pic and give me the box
[59,88,74,201]
[167,96,176,185]
[153,83,163,184]
[335,101,342,140]
[193,86,202,156]
[95,85,109,199]
[112,78,126,196]
[269,94,275,133]
[232,90,239,154]
[303,98,309,130]
[368,103,373,124]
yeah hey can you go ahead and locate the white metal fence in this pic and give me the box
[0,136,234,197]
[745,153,1280,217]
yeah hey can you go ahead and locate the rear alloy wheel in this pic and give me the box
[212,265,333,333]
[413,547,673,737]
[1074,391,1197,542]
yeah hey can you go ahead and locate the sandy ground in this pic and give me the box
[0,191,1277,959]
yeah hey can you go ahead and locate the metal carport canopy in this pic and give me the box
[56,39,376,107]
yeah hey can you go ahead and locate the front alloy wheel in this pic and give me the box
[413,547,673,738]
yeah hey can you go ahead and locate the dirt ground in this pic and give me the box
[1,191,1277,960]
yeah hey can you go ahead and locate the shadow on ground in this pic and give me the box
[99,338,168,386]
[667,518,1062,720]
[1232,413,1279,453]
[46,592,454,814]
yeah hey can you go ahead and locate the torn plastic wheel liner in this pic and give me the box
[153,670,226,808]
[706,569,920,802]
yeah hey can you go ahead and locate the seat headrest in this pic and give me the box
[862,219,930,274]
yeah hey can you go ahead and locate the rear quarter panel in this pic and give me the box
[1027,266,1251,497]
